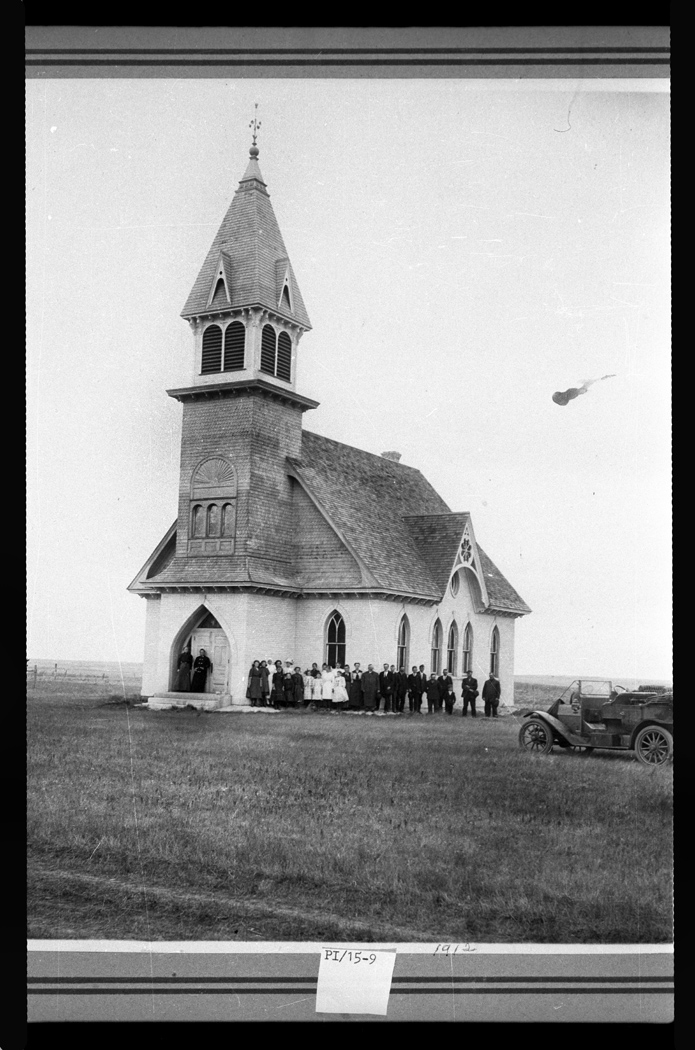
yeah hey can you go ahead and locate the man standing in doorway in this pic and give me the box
[482,673,501,718]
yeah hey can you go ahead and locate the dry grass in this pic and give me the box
[27,686,673,943]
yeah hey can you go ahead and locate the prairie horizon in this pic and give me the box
[26,658,672,695]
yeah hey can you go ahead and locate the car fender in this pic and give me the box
[525,711,587,748]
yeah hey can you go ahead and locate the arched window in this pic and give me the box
[490,626,500,677]
[221,503,236,538]
[325,611,346,668]
[276,331,292,382]
[450,571,460,597]
[447,621,458,676]
[223,321,245,372]
[206,504,220,537]
[431,619,443,675]
[191,504,205,538]
[462,623,473,673]
[396,615,410,671]
[201,324,223,373]
[260,324,277,375]
[188,457,237,555]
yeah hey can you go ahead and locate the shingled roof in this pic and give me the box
[289,431,449,598]
[403,513,470,595]
[181,150,311,328]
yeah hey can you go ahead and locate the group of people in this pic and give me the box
[244,660,503,717]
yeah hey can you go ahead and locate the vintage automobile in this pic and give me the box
[518,678,673,765]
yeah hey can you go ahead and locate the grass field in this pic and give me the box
[27,682,673,943]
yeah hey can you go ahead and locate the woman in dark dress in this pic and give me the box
[270,662,284,708]
[191,649,212,692]
[259,661,270,707]
[246,660,263,706]
[175,645,193,691]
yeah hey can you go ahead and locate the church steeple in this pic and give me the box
[181,125,311,390]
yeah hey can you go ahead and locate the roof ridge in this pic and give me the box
[300,429,423,472]
[403,511,470,519]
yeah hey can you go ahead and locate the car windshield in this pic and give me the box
[557,679,613,702]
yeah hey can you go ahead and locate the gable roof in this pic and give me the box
[402,512,470,595]
[476,548,532,615]
[288,431,449,598]
[181,150,311,329]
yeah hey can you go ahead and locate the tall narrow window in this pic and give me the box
[206,504,220,537]
[431,619,443,675]
[490,626,500,677]
[260,324,277,375]
[462,623,473,673]
[396,615,410,671]
[201,324,223,373]
[191,504,205,538]
[447,622,458,676]
[223,321,245,372]
[326,610,346,668]
[281,284,291,310]
[221,503,236,538]
[276,331,292,382]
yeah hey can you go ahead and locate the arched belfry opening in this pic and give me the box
[170,606,232,695]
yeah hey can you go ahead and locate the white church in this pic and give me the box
[128,136,531,709]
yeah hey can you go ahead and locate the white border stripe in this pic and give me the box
[28,941,674,954]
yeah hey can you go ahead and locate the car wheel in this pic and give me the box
[518,719,554,754]
[633,726,673,766]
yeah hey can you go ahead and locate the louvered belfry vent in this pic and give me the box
[276,331,292,382]
[281,284,291,310]
[201,324,223,373]
[223,321,245,372]
[260,324,277,375]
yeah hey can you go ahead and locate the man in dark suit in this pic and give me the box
[437,668,453,713]
[379,663,394,712]
[461,670,479,717]
[407,666,423,713]
[394,667,409,713]
[482,673,501,717]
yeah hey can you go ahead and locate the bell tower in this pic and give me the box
[179,115,311,392]
[166,119,318,578]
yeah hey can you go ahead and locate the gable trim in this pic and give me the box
[127,521,178,593]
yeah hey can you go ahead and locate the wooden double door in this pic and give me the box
[189,628,230,694]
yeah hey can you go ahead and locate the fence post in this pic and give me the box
[34,665,38,690]
[54,663,57,680]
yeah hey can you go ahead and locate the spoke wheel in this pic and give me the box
[634,726,673,766]
[518,719,554,754]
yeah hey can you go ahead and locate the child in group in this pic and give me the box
[444,683,456,715]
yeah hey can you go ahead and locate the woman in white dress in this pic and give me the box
[320,663,334,711]
[332,665,349,710]
[303,669,314,708]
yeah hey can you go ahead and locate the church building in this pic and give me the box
[128,135,531,709]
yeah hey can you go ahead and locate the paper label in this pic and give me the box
[316,947,396,1016]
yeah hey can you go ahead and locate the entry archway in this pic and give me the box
[170,606,231,694]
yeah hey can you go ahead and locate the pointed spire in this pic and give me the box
[240,103,265,186]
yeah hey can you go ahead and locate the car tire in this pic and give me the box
[633,725,673,766]
[518,719,554,754]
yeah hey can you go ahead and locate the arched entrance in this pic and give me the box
[172,609,230,694]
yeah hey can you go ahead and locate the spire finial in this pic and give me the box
[249,104,261,156]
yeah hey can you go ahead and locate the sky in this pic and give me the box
[26,78,671,679]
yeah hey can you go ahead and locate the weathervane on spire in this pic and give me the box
[249,104,261,150]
